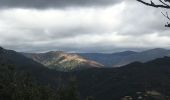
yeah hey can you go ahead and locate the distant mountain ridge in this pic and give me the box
[77,51,137,67]
[23,51,104,71]
[114,48,170,67]
[22,48,170,69]
[78,48,170,67]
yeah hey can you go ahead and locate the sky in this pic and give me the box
[0,0,170,53]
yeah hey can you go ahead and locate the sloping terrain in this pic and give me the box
[1,47,170,100]
[78,48,170,67]
[0,47,65,85]
[72,56,170,100]
[114,48,170,67]
[23,51,103,71]
[78,51,137,67]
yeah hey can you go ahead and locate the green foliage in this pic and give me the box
[0,64,82,100]
[0,64,57,100]
[86,96,94,100]
[57,78,80,100]
[48,60,84,71]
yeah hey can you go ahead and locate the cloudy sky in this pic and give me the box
[0,0,170,53]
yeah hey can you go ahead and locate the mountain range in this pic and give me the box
[77,51,137,67]
[22,48,170,71]
[1,47,170,99]
[78,48,170,67]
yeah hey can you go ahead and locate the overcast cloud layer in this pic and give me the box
[0,0,121,8]
[0,0,170,53]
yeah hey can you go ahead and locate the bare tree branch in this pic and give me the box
[165,22,170,27]
[165,0,170,3]
[136,0,170,8]
[161,12,170,20]
[137,0,170,27]
[159,0,170,6]
[161,12,170,27]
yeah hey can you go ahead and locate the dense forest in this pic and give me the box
[0,63,84,100]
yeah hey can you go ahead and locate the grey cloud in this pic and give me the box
[0,0,122,9]
[118,1,166,36]
[1,0,170,53]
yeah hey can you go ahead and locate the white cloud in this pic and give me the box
[0,1,170,52]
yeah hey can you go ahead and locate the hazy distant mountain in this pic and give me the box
[23,51,104,71]
[78,51,137,67]
[114,48,170,67]
[78,48,170,67]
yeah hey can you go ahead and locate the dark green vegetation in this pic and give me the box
[121,90,170,100]
[0,64,82,100]
[1,47,170,100]
[72,56,170,100]
[23,51,103,71]
[0,64,56,100]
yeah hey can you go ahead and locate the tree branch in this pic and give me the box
[161,12,170,27]
[137,0,170,8]
[159,0,170,6]
[161,12,170,20]
[137,0,170,27]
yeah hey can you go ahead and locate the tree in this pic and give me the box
[0,65,58,100]
[137,0,170,27]
[86,96,94,100]
[57,77,80,100]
